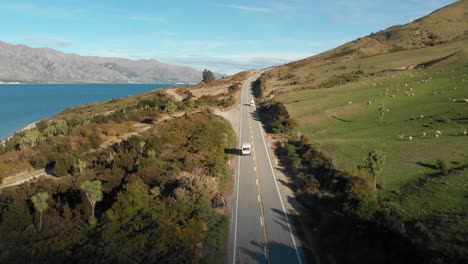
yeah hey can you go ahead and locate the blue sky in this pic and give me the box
[0,0,458,74]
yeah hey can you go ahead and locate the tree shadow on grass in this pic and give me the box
[331,115,355,122]
[415,161,438,170]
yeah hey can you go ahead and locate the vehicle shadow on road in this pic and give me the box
[224,148,241,156]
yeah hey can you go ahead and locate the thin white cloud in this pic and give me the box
[7,3,80,19]
[130,16,165,22]
[23,36,74,48]
[85,49,146,59]
[23,37,44,45]
[226,4,273,13]
[157,53,312,75]
[56,40,73,47]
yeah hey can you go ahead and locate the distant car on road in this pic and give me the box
[250,100,255,106]
[241,143,252,155]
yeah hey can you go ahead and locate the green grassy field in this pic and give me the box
[257,2,468,259]
[277,50,468,220]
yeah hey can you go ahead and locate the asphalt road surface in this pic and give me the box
[230,74,304,264]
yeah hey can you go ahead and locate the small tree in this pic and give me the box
[378,104,388,125]
[151,186,161,197]
[31,192,49,231]
[202,69,216,83]
[164,101,177,116]
[436,159,448,175]
[363,150,386,189]
[80,180,103,225]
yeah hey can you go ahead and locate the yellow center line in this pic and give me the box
[252,146,271,264]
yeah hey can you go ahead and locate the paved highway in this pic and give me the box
[230,74,304,264]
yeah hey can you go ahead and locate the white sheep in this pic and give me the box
[422,132,426,137]
[368,101,372,105]
[435,134,439,138]
[464,131,467,136]
[398,134,405,140]
[392,95,396,98]
[408,136,413,141]
[436,130,442,135]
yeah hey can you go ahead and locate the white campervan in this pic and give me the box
[241,143,252,155]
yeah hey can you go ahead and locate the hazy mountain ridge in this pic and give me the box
[0,41,203,83]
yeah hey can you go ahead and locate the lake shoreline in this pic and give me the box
[0,83,171,140]
[0,121,38,145]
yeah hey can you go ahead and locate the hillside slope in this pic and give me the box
[0,41,204,83]
[256,1,468,263]
[260,0,467,97]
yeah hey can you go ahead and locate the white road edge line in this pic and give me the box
[260,216,263,226]
[232,77,246,264]
[257,113,303,264]
[258,195,260,202]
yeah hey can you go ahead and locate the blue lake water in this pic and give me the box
[0,83,171,139]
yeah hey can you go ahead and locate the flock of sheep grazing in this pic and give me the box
[366,67,467,141]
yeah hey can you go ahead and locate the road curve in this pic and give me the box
[229,74,305,264]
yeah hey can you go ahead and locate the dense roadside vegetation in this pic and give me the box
[0,71,248,263]
[253,2,467,263]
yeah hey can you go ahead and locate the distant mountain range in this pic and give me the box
[0,41,204,84]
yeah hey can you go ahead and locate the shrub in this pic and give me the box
[228,82,241,92]
[436,159,449,175]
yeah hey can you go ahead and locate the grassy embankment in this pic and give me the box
[265,40,468,220]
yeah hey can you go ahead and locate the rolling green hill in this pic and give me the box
[257,1,467,263]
